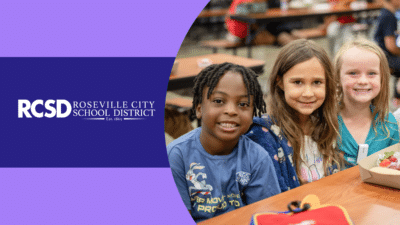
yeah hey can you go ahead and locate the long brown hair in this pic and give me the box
[268,39,340,183]
[334,38,390,128]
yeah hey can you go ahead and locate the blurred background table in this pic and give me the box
[198,8,229,18]
[168,53,265,91]
[199,166,400,225]
[230,2,382,23]
[231,2,382,48]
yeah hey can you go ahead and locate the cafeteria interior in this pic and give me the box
[165,1,400,224]
[165,0,397,145]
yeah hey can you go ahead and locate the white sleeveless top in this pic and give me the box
[299,136,325,183]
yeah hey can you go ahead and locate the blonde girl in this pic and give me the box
[247,39,341,191]
[334,38,399,167]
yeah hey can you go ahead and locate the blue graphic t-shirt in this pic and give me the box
[167,128,281,223]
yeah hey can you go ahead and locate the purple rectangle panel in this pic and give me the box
[0,0,208,57]
[0,168,195,224]
[0,0,211,224]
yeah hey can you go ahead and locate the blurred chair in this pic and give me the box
[165,98,197,139]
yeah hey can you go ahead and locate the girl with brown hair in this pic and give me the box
[246,39,341,191]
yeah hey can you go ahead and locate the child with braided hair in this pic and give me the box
[167,63,280,223]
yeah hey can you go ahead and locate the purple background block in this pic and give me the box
[0,168,195,224]
[0,0,209,57]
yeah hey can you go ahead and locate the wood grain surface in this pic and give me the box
[170,54,265,80]
[199,166,400,225]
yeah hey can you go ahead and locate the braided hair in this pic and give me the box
[192,62,266,117]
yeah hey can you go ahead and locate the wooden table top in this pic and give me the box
[231,3,382,23]
[168,54,265,91]
[198,8,228,18]
[199,166,400,225]
[170,54,265,80]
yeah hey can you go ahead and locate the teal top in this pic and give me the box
[338,112,399,167]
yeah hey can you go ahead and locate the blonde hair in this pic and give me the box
[334,38,390,129]
[268,39,340,183]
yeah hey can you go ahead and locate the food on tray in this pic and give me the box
[375,151,400,170]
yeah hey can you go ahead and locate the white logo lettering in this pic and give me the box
[18,99,72,118]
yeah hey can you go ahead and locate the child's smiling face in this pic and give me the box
[196,71,254,155]
[279,57,326,122]
[340,47,381,106]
